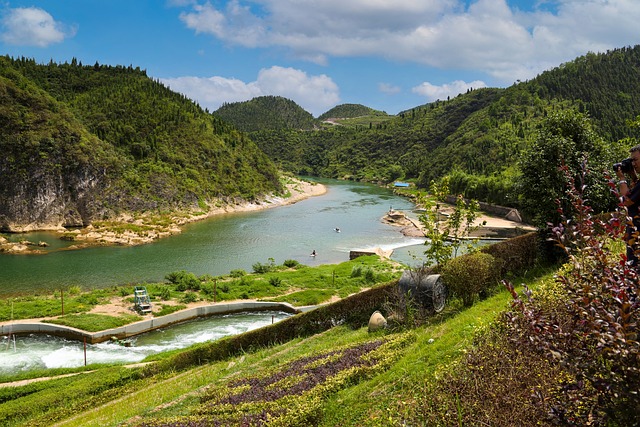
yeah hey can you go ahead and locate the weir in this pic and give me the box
[0,301,299,344]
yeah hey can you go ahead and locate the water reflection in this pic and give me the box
[0,179,423,293]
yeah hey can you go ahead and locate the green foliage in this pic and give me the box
[46,313,142,331]
[0,366,146,426]
[0,56,283,228]
[180,292,199,304]
[419,180,484,267]
[252,257,276,274]
[268,276,282,287]
[424,170,638,426]
[350,265,363,277]
[318,103,389,121]
[271,289,335,306]
[0,289,109,321]
[214,95,318,131]
[282,259,300,268]
[440,252,500,307]
[153,304,187,317]
[517,109,618,227]
[480,231,542,277]
[229,269,246,278]
[147,334,413,426]
[165,270,201,291]
[506,169,639,424]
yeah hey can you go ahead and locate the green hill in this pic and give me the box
[318,103,388,120]
[213,95,318,132]
[0,57,282,231]
[246,46,640,215]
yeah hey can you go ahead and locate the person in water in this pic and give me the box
[311,250,316,256]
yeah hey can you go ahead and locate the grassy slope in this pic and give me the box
[28,267,554,427]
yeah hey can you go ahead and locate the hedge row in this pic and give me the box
[145,231,544,376]
[480,231,542,276]
[146,282,396,374]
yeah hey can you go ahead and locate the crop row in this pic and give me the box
[136,331,415,426]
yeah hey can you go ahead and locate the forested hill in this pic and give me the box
[0,57,282,231]
[213,96,318,132]
[246,45,640,219]
[318,104,388,121]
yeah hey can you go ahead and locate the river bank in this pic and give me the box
[0,178,327,255]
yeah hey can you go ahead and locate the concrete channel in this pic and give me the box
[0,301,299,344]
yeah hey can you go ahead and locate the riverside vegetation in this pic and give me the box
[4,174,637,425]
[0,255,399,330]
[2,46,640,425]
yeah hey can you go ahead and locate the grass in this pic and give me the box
[46,313,143,332]
[0,255,402,332]
[0,264,557,426]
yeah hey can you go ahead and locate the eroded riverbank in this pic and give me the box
[0,178,327,255]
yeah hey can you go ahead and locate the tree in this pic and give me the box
[419,178,484,267]
[517,109,619,228]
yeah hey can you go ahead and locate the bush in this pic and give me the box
[351,266,363,277]
[440,252,499,307]
[252,258,276,274]
[363,268,376,283]
[158,286,171,301]
[501,167,640,425]
[166,270,201,291]
[229,269,246,278]
[481,231,541,276]
[283,259,300,268]
[180,292,199,304]
[269,277,282,287]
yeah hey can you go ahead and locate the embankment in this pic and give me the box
[0,301,298,344]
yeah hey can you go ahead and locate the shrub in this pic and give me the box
[180,292,199,304]
[481,231,541,276]
[283,259,300,268]
[166,270,201,291]
[500,166,640,425]
[350,266,363,277]
[67,285,82,295]
[158,286,171,301]
[440,252,499,307]
[269,276,282,287]
[252,258,276,274]
[229,269,246,278]
[363,268,376,283]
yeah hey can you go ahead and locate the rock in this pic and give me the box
[38,241,49,247]
[368,310,387,332]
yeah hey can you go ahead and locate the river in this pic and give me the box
[0,178,427,295]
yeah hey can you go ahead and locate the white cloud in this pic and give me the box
[0,7,75,47]
[378,83,401,95]
[161,66,340,116]
[177,0,640,84]
[412,80,488,102]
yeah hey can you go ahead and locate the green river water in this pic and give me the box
[0,178,426,295]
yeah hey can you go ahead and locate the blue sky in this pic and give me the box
[1,1,639,117]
